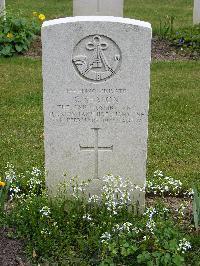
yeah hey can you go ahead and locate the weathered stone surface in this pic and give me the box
[42,16,151,206]
[193,0,200,24]
[0,0,5,15]
[73,0,123,17]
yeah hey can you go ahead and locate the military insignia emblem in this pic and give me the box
[72,35,121,82]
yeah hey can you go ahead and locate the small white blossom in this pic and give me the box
[154,170,164,177]
[146,219,156,233]
[9,186,21,200]
[100,232,111,243]
[41,228,51,235]
[177,238,192,253]
[83,214,92,221]
[146,171,190,197]
[5,163,16,183]
[31,167,42,177]
[40,206,51,217]
[102,175,133,214]
[88,195,100,203]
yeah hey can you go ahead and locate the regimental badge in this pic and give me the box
[72,35,121,82]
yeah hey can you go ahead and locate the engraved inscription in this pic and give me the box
[50,97,133,124]
[73,35,121,82]
[48,87,147,125]
[80,128,113,179]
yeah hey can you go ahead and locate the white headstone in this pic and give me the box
[193,0,200,24]
[73,0,123,17]
[0,0,5,16]
[42,16,151,207]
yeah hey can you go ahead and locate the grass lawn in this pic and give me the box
[0,57,199,189]
[149,61,200,189]
[6,0,193,31]
[0,58,44,174]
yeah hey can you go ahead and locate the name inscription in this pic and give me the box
[49,88,145,125]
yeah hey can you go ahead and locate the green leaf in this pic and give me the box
[15,44,23,52]
[0,45,13,56]
[137,251,151,263]
[161,253,171,265]
[172,254,184,266]
[168,239,178,251]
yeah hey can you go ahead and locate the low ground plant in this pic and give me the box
[158,15,175,39]
[0,164,198,265]
[157,15,200,54]
[170,25,200,53]
[146,170,193,198]
[0,11,44,57]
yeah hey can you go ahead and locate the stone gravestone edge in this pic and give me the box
[0,0,5,16]
[42,16,152,210]
[193,0,200,24]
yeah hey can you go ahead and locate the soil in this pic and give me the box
[151,37,200,61]
[23,35,200,61]
[0,228,28,266]
[1,34,199,266]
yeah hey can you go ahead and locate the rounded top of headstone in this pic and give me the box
[42,16,151,30]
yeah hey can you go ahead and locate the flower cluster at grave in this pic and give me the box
[0,163,196,265]
[146,170,194,197]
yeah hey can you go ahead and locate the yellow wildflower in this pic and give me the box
[38,14,45,21]
[0,181,6,187]
[33,11,38,17]
[6,32,13,39]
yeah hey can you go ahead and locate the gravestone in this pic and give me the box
[193,0,200,24]
[42,16,151,207]
[73,0,123,17]
[0,0,5,16]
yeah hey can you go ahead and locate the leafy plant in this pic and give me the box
[2,165,192,265]
[170,25,200,52]
[159,15,175,39]
[146,170,193,197]
[100,206,191,266]
[193,187,200,232]
[0,11,43,57]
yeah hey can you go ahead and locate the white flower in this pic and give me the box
[144,207,157,218]
[9,186,21,200]
[177,238,192,253]
[41,228,51,235]
[88,195,100,203]
[146,219,156,233]
[40,206,51,217]
[31,167,42,177]
[163,207,169,213]
[83,214,92,221]
[102,175,133,214]
[5,163,16,183]
[154,170,164,177]
[100,232,111,243]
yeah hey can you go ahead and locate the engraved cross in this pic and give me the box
[80,128,113,179]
